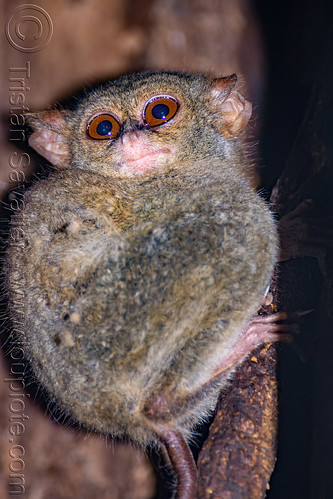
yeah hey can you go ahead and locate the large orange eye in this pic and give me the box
[144,96,178,128]
[87,113,121,140]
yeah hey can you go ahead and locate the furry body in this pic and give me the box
[5,71,278,495]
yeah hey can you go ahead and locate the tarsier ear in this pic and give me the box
[26,109,72,168]
[210,74,252,138]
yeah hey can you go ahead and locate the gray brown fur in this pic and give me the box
[5,71,278,450]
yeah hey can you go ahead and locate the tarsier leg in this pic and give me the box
[157,428,197,499]
[152,313,294,497]
[156,312,297,419]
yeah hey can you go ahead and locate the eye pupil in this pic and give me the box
[151,103,170,120]
[96,120,112,136]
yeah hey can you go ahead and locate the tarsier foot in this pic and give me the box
[213,312,300,379]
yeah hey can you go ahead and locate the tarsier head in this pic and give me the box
[27,72,252,177]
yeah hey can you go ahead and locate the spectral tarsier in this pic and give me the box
[6,71,284,498]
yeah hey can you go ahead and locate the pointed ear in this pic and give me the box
[26,109,72,168]
[210,74,252,138]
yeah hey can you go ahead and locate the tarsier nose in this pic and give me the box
[120,130,141,145]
